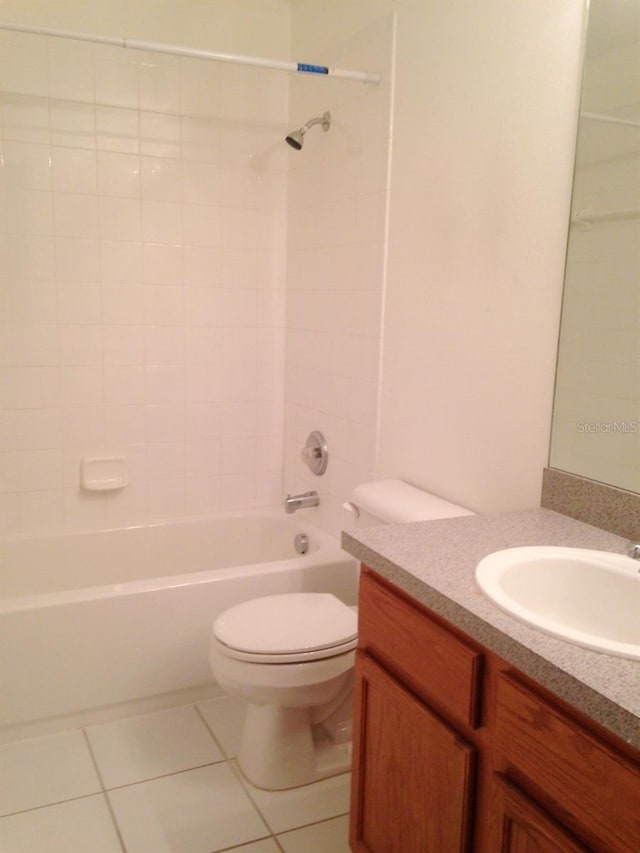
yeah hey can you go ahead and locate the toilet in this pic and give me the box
[209,479,473,790]
[210,592,357,790]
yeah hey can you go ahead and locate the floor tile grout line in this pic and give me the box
[207,831,284,853]
[227,757,280,835]
[0,785,347,851]
[196,697,347,850]
[97,756,231,793]
[82,726,108,792]
[227,757,352,839]
[98,790,129,853]
[0,760,292,851]
[279,811,351,833]
[0,782,346,853]
[1,704,229,811]
[0,757,229,817]
[97,750,284,853]
[0,789,103,820]
[193,699,233,759]
[274,809,352,846]
[82,729,130,853]
[83,699,230,791]
[1,699,349,852]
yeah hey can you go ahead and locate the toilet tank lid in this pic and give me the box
[351,479,474,523]
[213,593,358,655]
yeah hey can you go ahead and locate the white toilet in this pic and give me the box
[209,479,473,790]
[210,592,357,790]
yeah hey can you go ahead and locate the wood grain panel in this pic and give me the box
[489,774,588,852]
[358,569,483,728]
[495,673,640,852]
[350,651,476,853]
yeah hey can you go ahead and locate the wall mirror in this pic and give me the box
[549,0,640,494]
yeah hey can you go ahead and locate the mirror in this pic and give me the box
[549,0,640,493]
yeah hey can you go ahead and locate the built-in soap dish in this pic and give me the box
[81,456,129,491]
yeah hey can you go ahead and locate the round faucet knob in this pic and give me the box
[627,542,640,560]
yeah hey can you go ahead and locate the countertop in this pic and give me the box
[341,508,640,750]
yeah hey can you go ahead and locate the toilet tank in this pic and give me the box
[345,479,474,527]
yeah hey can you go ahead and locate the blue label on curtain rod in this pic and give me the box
[297,63,329,75]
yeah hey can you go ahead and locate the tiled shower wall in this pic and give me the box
[0,4,291,534]
[283,8,394,537]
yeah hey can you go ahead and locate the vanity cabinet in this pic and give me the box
[350,569,482,853]
[352,653,475,851]
[491,672,640,852]
[350,568,640,853]
[488,774,587,853]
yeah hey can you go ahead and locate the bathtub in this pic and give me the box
[0,510,358,731]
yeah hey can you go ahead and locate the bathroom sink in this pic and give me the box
[475,546,640,659]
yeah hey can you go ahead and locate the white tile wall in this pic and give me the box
[0,2,290,534]
[283,12,395,537]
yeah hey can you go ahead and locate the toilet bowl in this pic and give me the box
[209,479,474,790]
[210,592,357,790]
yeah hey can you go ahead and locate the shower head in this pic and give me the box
[285,128,304,150]
[285,111,331,150]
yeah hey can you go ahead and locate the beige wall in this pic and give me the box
[377,0,586,513]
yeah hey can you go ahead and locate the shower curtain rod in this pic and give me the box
[0,21,381,85]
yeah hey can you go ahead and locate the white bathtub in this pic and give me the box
[0,510,358,731]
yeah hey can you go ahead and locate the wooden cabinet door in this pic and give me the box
[495,673,640,851]
[489,775,588,853]
[350,651,476,853]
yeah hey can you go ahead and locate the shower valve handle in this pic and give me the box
[301,446,320,464]
[300,431,328,476]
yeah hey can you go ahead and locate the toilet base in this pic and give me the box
[237,703,352,790]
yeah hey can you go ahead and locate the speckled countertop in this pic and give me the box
[341,508,640,750]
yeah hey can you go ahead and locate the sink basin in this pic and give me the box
[475,546,640,659]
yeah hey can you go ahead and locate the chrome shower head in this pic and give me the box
[285,128,304,150]
[285,112,331,150]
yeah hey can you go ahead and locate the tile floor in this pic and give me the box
[0,696,351,853]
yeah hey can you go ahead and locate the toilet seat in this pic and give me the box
[213,593,358,664]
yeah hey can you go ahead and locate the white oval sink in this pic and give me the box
[475,546,640,659]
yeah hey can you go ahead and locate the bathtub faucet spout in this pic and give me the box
[284,491,319,514]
